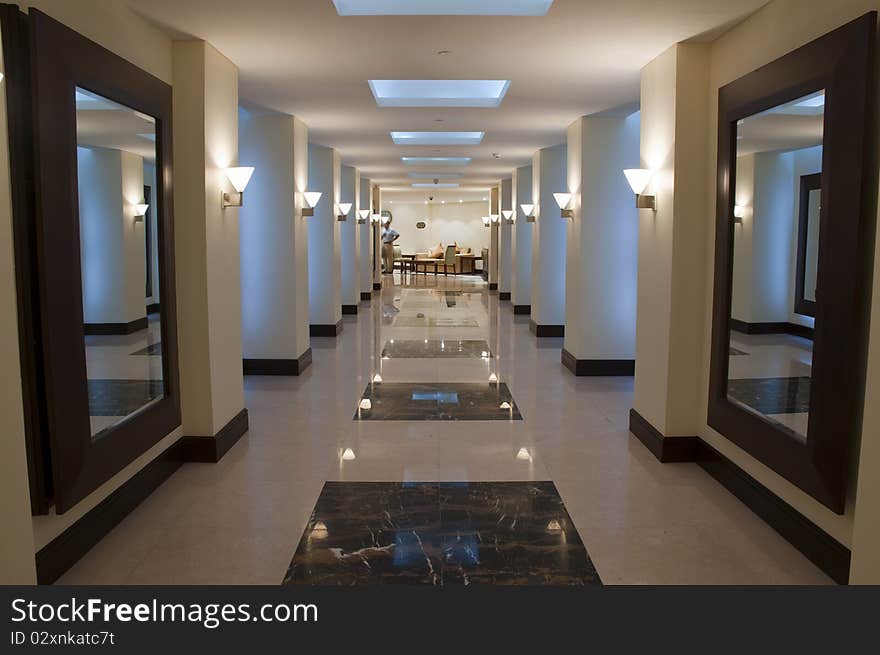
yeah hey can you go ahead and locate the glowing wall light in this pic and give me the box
[553,192,574,219]
[501,210,514,224]
[520,203,536,222]
[222,166,255,208]
[358,209,370,224]
[133,203,149,222]
[623,169,656,210]
[302,191,323,217]
[337,202,353,221]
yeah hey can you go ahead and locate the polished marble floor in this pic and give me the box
[56,274,832,584]
[284,481,599,586]
[354,382,522,421]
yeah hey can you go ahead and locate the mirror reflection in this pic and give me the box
[727,90,823,442]
[76,88,164,438]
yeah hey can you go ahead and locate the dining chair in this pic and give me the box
[443,245,457,276]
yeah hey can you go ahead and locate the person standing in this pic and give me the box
[381,217,400,275]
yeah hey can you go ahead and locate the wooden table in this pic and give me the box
[456,254,479,275]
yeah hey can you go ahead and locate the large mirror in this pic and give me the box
[708,13,875,514]
[76,89,165,438]
[727,90,823,443]
[26,9,180,513]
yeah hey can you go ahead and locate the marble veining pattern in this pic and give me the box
[283,481,601,586]
[88,379,165,416]
[727,376,811,415]
[381,339,493,359]
[131,342,163,356]
[354,382,523,421]
[393,314,480,328]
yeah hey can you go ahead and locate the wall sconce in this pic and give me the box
[133,203,149,223]
[302,191,322,217]
[520,203,536,223]
[553,193,574,219]
[623,169,656,210]
[482,216,491,227]
[370,214,382,225]
[490,214,500,225]
[222,166,255,209]
[337,202,352,221]
[733,205,746,224]
[501,210,514,224]
[358,209,370,224]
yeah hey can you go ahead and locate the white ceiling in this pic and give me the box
[128,0,768,195]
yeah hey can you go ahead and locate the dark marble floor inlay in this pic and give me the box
[283,481,600,586]
[131,342,162,356]
[393,314,479,328]
[355,382,522,420]
[88,379,164,416]
[381,339,492,359]
[727,376,810,414]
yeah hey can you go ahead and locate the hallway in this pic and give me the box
[56,275,830,585]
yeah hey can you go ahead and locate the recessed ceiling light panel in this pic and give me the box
[335,1,553,16]
[402,157,471,166]
[391,131,484,146]
[407,172,462,179]
[370,80,511,108]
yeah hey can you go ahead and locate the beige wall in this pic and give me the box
[386,201,490,255]
[637,0,880,576]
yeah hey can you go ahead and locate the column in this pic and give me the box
[511,164,533,314]
[359,176,373,300]
[530,145,567,337]
[499,177,513,301]
[307,144,342,336]
[631,43,710,441]
[77,147,147,332]
[239,109,311,374]
[372,185,381,290]
[488,185,500,290]
[172,40,247,455]
[340,164,360,314]
[563,113,640,375]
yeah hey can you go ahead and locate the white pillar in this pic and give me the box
[340,164,360,313]
[307,144,342,335]
[239,109,311,373]
[488,185,500,289]
[530,145,567,336]
[499,177,513,300]
[77,147,147,329]
[563,113,640,375]
[632,43,710,438]
[359,176,373,299]
[511,164,533,314]
[372,185,382,290]
[173,40,246,445]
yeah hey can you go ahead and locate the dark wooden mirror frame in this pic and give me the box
[709,12,876,514]
[794,173,821,318]
[26,9,180,513]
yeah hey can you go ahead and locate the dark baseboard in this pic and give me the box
[562,349,635,376]
[373,282,381,291]
[360,291,372,301]
[342,305,358,315]
[628,409,699,462]
[529,320,564,338]
[310,320,344,337]
[35,438,185,584]
[730,318,814,340]
[489,283,498,291]
[513,304,531,315]
[179,407,249,464]
[146,303,160,314]
[499,292,511,301]
[628,408,850,584]
[83,317,148,336]
[243,348,312,376]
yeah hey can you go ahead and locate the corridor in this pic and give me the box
[55,275,830,585]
